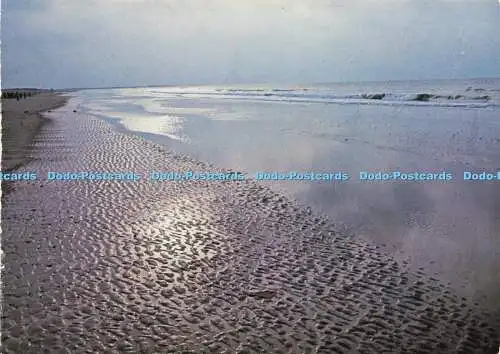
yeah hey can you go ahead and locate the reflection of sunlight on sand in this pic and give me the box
[144,198,218,262]
[108,112,189,142]
[132,99,216,115]
[158,106,216,115]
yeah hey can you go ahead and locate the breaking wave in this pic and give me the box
[150,86,497,108]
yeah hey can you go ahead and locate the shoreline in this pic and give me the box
[1,92,69,195]
[1,92,69,171]
[1,97,499,352]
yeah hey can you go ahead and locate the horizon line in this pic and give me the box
[2,76,499,92]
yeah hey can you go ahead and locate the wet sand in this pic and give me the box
[1,97,499,353]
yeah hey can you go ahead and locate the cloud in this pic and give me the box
[2,0,499,88]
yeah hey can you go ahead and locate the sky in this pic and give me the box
[2,0,500,89]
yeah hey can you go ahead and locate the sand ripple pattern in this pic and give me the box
[2,105,499,353]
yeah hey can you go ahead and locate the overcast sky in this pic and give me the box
[2,0,500,89]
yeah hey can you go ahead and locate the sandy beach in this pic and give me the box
[1,92,69,173]
[0,93,498,353]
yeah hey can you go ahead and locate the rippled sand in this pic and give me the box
[1,100,499,353]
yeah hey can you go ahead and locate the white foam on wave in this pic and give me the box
[139,85,498,109]
[205,111,256,121]
[83,102,116,112]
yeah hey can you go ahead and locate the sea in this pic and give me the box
[70,78,500,304]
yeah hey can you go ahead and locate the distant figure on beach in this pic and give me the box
[1,90,35,100]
